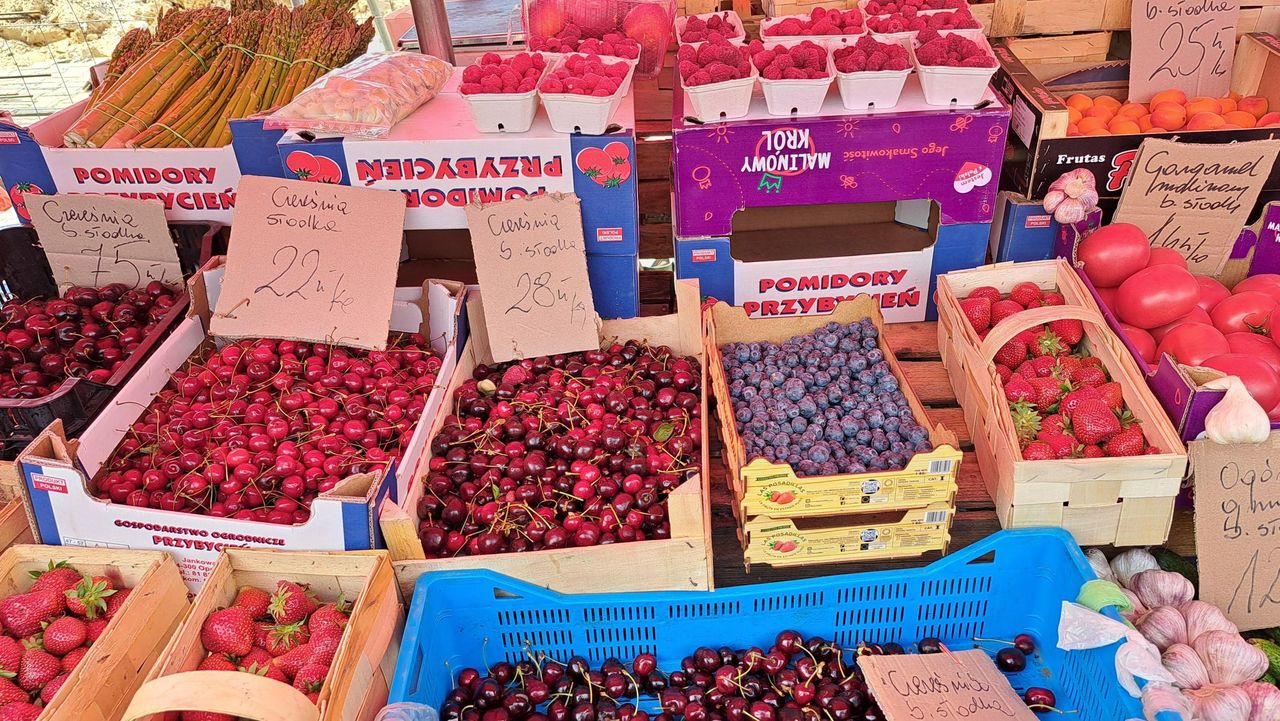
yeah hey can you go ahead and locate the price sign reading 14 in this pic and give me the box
[1130,0,1239,101]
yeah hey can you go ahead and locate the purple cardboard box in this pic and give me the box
[670,76,1011,239]
[1059,202,1280,442]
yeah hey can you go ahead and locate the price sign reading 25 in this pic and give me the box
[467,193,601,363]
[1145,8,1233,83]
[211,175,406,351]
[1129,0,1239,101]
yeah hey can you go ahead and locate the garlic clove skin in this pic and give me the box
[1193,630,1268,686]
[1111,548,1161,588]
[1241,681,1280,721]
[1087,547,1117,582]
[1178,600,1239,644]
[1131,569,1196,609]
[1121,588,1149,622]
[1203,375,1271,444]
[1053,198,1087,225]
[1137,605,1190,651]
[1043,189,1066,213]
[1162,642,1211,689]
[1077,188,1100,211]
[1186,683,1254,721]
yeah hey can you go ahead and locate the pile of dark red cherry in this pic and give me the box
[442,631,1058,721]
[416,340,701,557]
[0,282,178,399]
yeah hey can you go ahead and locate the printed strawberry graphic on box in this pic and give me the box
[576,143,632,187]
[769,539,799,553]
[8,182,40,220]
[285,150,342,184]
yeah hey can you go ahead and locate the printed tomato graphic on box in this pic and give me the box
[285,150,343,183]
[576,141,631,187]
[8,182,41,220]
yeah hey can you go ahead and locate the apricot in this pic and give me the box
[1187,111,1226,130]
[1184,97,1222,116]
[1093,94,1122,110]
[1117,102,1148,119]
[1067,123,1081,136]
[1138,114,1154,131]
[1085,105,1116,121]
[1149,89,1187,107]
[1077,116,1108,134]
[1150,102,1187,130]
[1219,97,1238,114]
[1085,128,1111,135]
[1258,111,1280,126]
[1068,107,1083,124]
[1108,118,1141,134]
[1239,96,1270,119]
[1224,110,1257,128]
[1065,93,1094,112]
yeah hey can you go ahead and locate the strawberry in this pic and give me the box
[293,662,329,693]
[39,672,68,704]
[1022,441,1055,460]
[0,638,21,679]
[1060,386,1100,416]
[1009,282,1043,308]
[1080,355,1103,368]
[1071,400,1121,444]
[1024,299,1043,309]
[1147,446,1163,454]
[180,712,235,721]
[990,300,1023,325]
[994,364,1012,384]
[1097,382,1124,410]
[0,590,65,637]
[60,647,88,674]
[233,586,271,619]
[307,692,320,704]
[1080,444,1105,458]
[0,702,42,721]
[1039,413,1068,437]
[271,643,310,679]
[268,582,316,625]
[197,654,237,672]
[17,649,59,691]
[1003,375,1034,404]
[1027,356,1058,378]
[1071,365,1107,388]
[308,625,343,667]
[84,618,108,644]
[1048,319,1083,346]
[1042,291,1065,306]
[264,665,290,683]
[1040,434,1078,459]
[0,679,25,706]
[28,562,82,596]
[42,616,86,656]
[1027,377,1067,412]
[1030,329,1067,357]
[258,620,309,656]
[994,330,1033,367]
[200,608,255,657]
[959,297,992,332]
[104,588,130,619]
[967,286,1002,303]
[65,576,115,619]
[1052,355,1082,380]
[1010,401,1041,443]
[1104,425,1146,457]
[239,647,274,674]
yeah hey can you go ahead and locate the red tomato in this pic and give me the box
[1149,306,1212,343]
[1226,332,1280,373]
[1271,399,1280,422]
[1146,247,1189,268]
[1096,286,1117,310]
[1202,353,1280,412]
[1209,291,1277,335]
[1077,223,1151,287]
[1115,265,1201,329]
[1156,323,1230,366]
[1234,274,1280,305]
[1195,276,1231,312]
[1119,323,1157,364]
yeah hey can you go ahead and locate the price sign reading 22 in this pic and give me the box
[253,244,355,315]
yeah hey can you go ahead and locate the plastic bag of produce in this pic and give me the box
[267,52,453,137]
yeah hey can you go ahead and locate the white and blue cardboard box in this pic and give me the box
[271,72,641,318]
[15,258,465,590]
[0,103,287,225]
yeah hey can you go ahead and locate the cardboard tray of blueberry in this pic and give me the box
[707,296,961,523]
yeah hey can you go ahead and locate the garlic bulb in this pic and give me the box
[1077,188,1100,210]
[1179,600,1239,644]
[1186,684,1253,721]
[1087,548,1117,582]
[1111,548,1160,588]
[1131,570,1195,609]
[1049,168,1096,199]
[1137,606,1189,650]
[1203,376,1271,444]
[1121,588,1148,622]
[1043,189,1067,213]
[1143,682,1194,721]
[1162,643,1210,689]
[1053,198,1087,224]
[1193,630,1269,685]
[1242,681,1280,721]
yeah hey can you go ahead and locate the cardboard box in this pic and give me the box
[0,105,286,226]
[990,190,1103,263]
[671,75,1011,239]
[742,504,953,569]
[15,260,465,589]
[674,200,989,321]
[994,33,1280,201]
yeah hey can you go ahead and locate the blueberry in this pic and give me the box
[814,371,831,388]
[734,345,751,363]
[824,321,841,333]
[735,407,753,423]
[798,398,817,418]
[838,337,858,353]
[872,436,890,452]
[867,348,884,364]
[878,376,899,392]
[830,353,847,368]
[784,353,800,368]
[749,419,767,434]
[783,378,805,402]
[822,334,839,349]
[741,386,757,402]
[791,417,807,433]
[819,462,840,476]
[809,444,831,464]
[884,416,901,433]
[797,437,814,451]
[798,460,820,476]
[785,402,800,419]
[856,429,873,445]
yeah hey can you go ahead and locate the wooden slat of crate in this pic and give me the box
[1004,32,1113,64]
[764,0,857,14]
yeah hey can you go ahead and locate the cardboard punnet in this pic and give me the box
[0,105,287,226]
[994,33,1280,202]
[674,199,990,322]
[15,257,465,590]
[742,504,953,569]
[382,280,713,596]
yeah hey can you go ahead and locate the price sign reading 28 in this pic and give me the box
[467,193,601,363]
[211,175,406,351]
[1129,0,1239,101]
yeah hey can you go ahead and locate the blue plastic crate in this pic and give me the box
[391,529,1142,720]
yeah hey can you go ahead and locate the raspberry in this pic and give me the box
[696,43,715,64]
[460,82,482,95]
[763,66,782,80]
[706,62,735,83]
[707,30,725,43]
[510,53,533,74]
[480,74,502,90]
[678,60,699,79]
[867,51,888,71]
[782,67,807,79]
[481,52,502,65]
[961,54,996,67]
[811,21,840,34]
[677,44,697,63]
[462,65,483,83]
[774,54,794,71]
[541,78,563,93]
[683,30,705,42]
[517,78,536,92]
[752,50,776,70]
[500,69,520,86]
[688,69,712,86]
[591,87,612,96]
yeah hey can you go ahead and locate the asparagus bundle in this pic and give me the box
[85,27,152,108]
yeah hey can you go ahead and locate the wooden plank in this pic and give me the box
[1006,32,1113,64]
[899,361,959,405]
[640,223,674,258]
[926,406,971,448]
[637,136,672,181]
[883,321,943,360]
[640,179,671,215]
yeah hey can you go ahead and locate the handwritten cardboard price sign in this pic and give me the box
[1113,138,1279,276]
[861,650,1037,721]
[211,176,406,350]
[466,193,600,363]
[28,194,181,290]
[1193,432,1280,631]
[1128,0,1239,102]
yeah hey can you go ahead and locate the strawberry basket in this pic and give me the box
[122,549,402,721]
[936,259,1187,546]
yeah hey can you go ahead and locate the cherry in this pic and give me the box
[995,647,1027,673]
[1013,633,1036,655]
[1024,687,1056,711]
[917,637,943,654]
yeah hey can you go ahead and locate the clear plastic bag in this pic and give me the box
[375,703,439,721]
[268,52,453,137]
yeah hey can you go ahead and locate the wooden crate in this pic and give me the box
[0,462,32,551]
[970,0,1280,37]
[936,260,1188,547]
[382,281,713,598]
[123,550,402,721]
[763,0,857,15]
[1002,32,1114,64]
[0,545,188,721]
